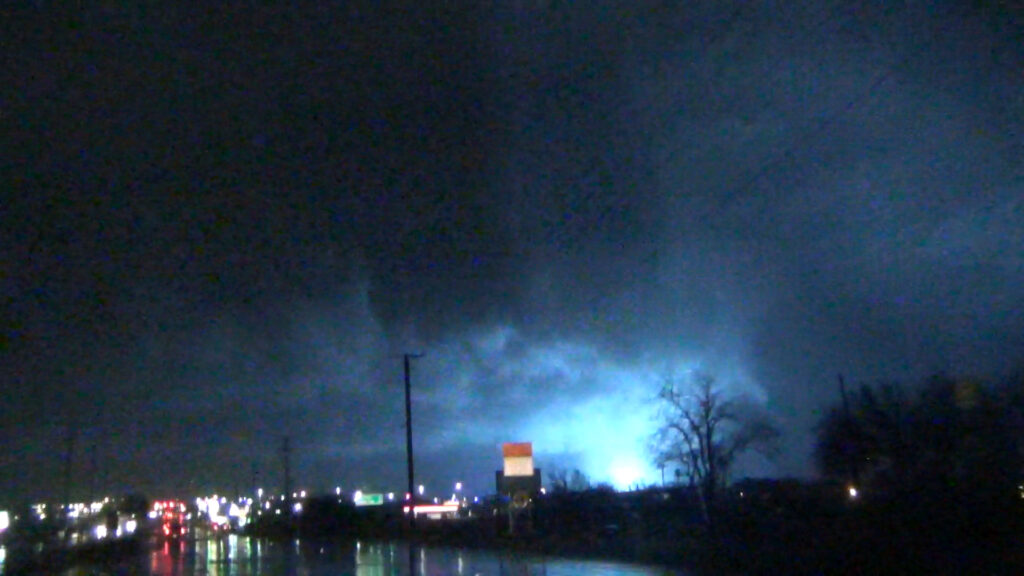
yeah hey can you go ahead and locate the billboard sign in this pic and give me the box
[502,442,534,477]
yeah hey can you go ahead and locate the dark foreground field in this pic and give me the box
[253,482,1022,575]
[3,482,1019,575]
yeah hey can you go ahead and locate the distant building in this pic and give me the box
[402,502,460,520]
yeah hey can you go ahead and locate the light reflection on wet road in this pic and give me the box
[61,535,685,576]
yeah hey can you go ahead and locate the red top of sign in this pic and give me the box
[502,442,533,457]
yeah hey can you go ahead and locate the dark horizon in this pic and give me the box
[3,1,1022,506]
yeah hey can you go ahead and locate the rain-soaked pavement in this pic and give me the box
[55,535,687,576]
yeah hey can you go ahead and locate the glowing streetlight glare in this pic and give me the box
[848,486,858,499]
[455,482,462,491]
[418,485,425,496]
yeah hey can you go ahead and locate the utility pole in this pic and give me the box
[404,353,422,530]
[838,374,851,418]
[282,436,292,522]
[62,420,76,543]
[87,442,98,507]
[838,374,859,487]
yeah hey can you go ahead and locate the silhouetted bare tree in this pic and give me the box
[548,467,591,493]
[815,382,910,490]
[651,372,780,527]
[548,468,570,493]
[815,375,1022,504]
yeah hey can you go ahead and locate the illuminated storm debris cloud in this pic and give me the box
[1,1,1021,502]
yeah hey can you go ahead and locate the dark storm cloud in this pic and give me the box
[3,1,1021,502]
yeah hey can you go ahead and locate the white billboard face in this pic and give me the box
[504,455,534,477]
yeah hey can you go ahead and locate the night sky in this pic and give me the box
[3,1,1022,505]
